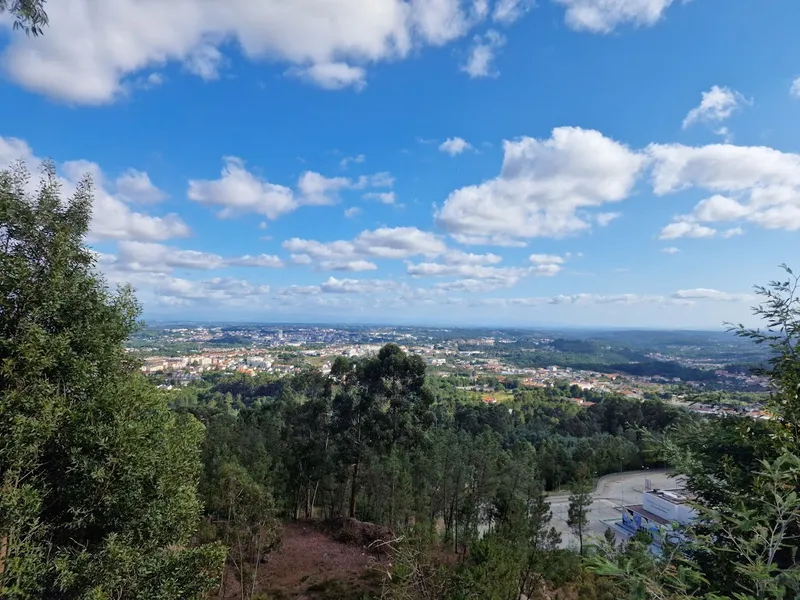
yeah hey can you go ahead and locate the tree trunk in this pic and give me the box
[349,459,360,518]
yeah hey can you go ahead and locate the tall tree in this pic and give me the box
[567,483,593,556]
[0,162,224,599]
[331,345,434,519]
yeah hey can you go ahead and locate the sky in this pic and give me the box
[1,0,799,329]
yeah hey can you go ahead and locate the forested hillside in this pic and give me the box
[2,165,799,599]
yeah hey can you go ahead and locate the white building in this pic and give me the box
[641,489,696,526]
[617,487,697,546]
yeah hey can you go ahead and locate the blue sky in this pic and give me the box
[1,0,799,328]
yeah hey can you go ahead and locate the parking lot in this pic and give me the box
[546,469,678,549]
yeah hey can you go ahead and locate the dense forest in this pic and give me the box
[2,165,800,599]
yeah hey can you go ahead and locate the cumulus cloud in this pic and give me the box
[0,135,189,242]
[682,85,748,129]
[658,221,716,240]
[553,0,678,33]
[297,171,352,205]
[323,260,379,272]
[188,157,296,219]
[187,156,392,219]
[791,77,800,99]
[406,261,524,280]
[105,241,284,272]
[287,62,367,91]
[529,253,565,265]
[284,226,447,271]
[442,250,502,265]
[406,252,561,292]
[344,206,362,218]
[661,246,680,254]
[439,137,473,156]
[103,267,272,308]
[115,169,168,204]
[436,127,645,244]
[648,141,800,234]
[461,29,505,78]
[0,0,503,104]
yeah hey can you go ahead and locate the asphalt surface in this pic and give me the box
[546,469,680,549]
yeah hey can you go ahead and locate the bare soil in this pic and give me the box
[220,521,389,600]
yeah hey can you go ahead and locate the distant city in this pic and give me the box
[129,324,773,421]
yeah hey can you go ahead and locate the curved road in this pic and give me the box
[547,468,672,500]
[546,469,681,549]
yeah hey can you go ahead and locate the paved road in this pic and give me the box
[546,469,681,549]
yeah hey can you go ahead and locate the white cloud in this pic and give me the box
[433,277,515,292]
[227,254,285,268]
[437,127,646,243]
[648,142,800,233]
[288,62,367,91]
[188,157,297,219]
[355,227,447,258]
[671,288,750,302]
[407,261,520,278]
[661,246,680,254]
[297,171,352,205]
[492,0,534,24]
[355,172,395,188]
[442,250,502,265]
[185,42,225,80]
[284,226,447,270]
[363,191,397,204]
[658,221,716,240]
[530,263,562,276]
[529,253,565,265]
[791,77,800,99]
[0,135,189,242]
[321,260,379,272]
[461,29,505,78]
[682,85,748,129]
[721,226,743,238]
[107,241,284,272]
[439,137,473,156]
[319,276,401,294]
[188,156,391,219]
[115,169,167,204]
[340,154,366,169]
[0,0,490,104]
[691,195,750,222]
[596,211,621,226]
[344,206,362,218]
[553,0,678,33]
[117,272,272,307]
[714,126,732,143]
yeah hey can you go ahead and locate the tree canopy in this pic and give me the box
[0,162,224,599]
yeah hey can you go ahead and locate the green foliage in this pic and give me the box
[0,162,223,598]
[0,0,48,36]
[587,266,800,600]
[567,483,593,556]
